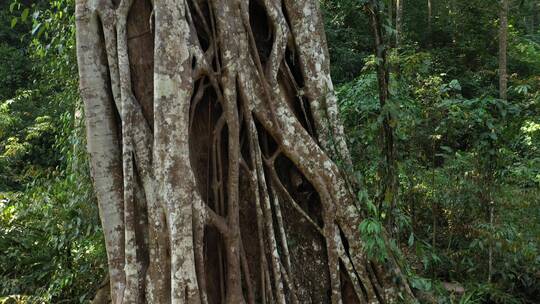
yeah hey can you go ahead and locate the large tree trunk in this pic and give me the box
[75,0,413,303]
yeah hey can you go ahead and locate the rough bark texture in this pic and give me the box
[75,0,414,303]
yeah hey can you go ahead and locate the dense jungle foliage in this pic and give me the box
[0,0,538,303]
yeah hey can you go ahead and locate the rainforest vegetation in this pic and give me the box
[0,0,539,303]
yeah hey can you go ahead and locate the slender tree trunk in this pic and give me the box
[76,0,414,303]
[486,147,495,283]
[449,0,457,45]
[499,0,509,100]
[388,0,394,44]
[533,2,540,33]
[427,0,432,48]
[388,0,394,26]
[488,200,494,283]
[365,1,398,232]
[396,0,404,47]
[430,142,436,280]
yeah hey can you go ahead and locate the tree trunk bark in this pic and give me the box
[388,0,394,43]
[75,0,414,303]
[427,0,432,48]
[364,1,398,232]
[395,0,403,48]
[534,2,540,34]
[499,0,508,100]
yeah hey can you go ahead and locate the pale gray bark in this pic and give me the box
[75,3,126,301]
[76,0,414,303]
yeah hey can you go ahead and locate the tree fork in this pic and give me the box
[76,0,415,302]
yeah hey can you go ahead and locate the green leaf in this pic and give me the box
[408,233,414,247]
[440,146,453,153]
[21,8,29,22]
[37,25,46,38]
[11,17,18,28]
[366,200,378,216]
[449,79,462,91]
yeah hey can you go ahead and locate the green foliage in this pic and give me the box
[0,90,60,189]
[0,0,538,302]
[0,0,105,302]
[322,0,373,83]
[358,195,389,262]
[0,44,28,101]
[0,154,106,302]
[334,3,540,299]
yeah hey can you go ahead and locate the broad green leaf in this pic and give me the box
[21,8,29,22]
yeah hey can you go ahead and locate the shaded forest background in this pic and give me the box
[0,0,538,302]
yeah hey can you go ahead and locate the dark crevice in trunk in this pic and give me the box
[249,0,273,64]
[340,260,361,304]
[95,16,123,145]
[187,0,211,52]
[133,160,149,302]
[284,47,304,89]
[189,78,222,205]
[253,116,279,159]
[339,226,369,301]
[127,0,155,131]
[368,261,385,304]
[204,226,225,304]
[275,154,323,227]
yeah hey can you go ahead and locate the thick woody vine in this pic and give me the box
[76,0,414,303]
